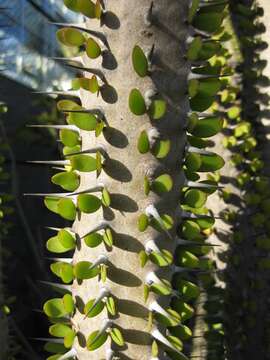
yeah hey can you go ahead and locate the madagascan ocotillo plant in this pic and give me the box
[27,0,229,359]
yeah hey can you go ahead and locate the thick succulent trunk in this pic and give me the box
[37,1,229,359]
[73,1,188,358]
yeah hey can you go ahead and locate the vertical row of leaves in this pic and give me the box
[39,1,124,359]
[181,1,230,358]
[130,1,229,359]
[218,1,270,358]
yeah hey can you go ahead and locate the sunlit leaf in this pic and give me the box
[129,89,146,116]
[183,189,207,208]
[138,213,149,232]
[56,28,85,47]
[84,232,103,248]
[77,0,96,18]
[77,194,101,213]
[84,298,105,318]
[44,298,67,318]
[52,171,80,192]
[110,328,125,346]
[74,261,100,280]
[60,129,80,147]
[152,140,171,159]
[87,330,108,351]
[152,174,173,194]
[149,100,167,120]
[69,112,97,131]
[86,37,102,59]
[57,198,77,221]
[137,130,150,154]
[132,45,148,77]
[70,155,97,172]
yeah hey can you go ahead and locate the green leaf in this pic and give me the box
[144,284,150,302]
[187,37,203,61]
[44,298,67,318]
[137,130,150,154]
[95,0,102,19]
[152,140,171,158]
[47,235,71,254]
[151,279,172,296]
[106,296,117,316]
[139,250,149,267]
[87,331,108,351]
[52,171,80,192]
[74,261,100,280]
[51,262,74,284]
[84,232,103,248]
[193,13,223,33]
[144,176,151,195]
[64,330,76,348]
[57,99,81,112]
[63,145,81,156]
[56,28,85,47]
[188,0,200,22]
[185,153,202,172]
[183,189,207,208]
[69,112,97,131]
[77,194,101,213]
[49,323,73,338]
[60,129,80,147]
[95,121,105,137]
[57,230,75,251]
[77,0,96,18]
[197,78,221,97]
[199,153,225,172]
[101,188,111,207]
[70,155,97,172]
[189,116,223,138]
[149,100,167,120]
[195,216,215,230]
[190,94,215,112]
[188,79,199,98]
[150,250,173,267]
[200,41,221,60]
[100,264,107,283]
[110,328,125,347]
[129,89,147,116]
[138,213,149,232]
[44,197,59,215]
[79,76,99,93]
[182,220,201,240]
[84,298,105,318]
[152,174,173,194]
[178,279,200,301]
[132,45,148,77]
[177,250,199,268]
[151,214,174,231]
[44,342,66,354]
[228,106,241,119]
[63,294,74,314]
[86,37,102,59]
[171,299,194,322]
[64,0,80,12]
[187,135,209,149]
[167,335,183,352]
[152,340,159,357]
[103,228,113,247]
[58,198,77,221]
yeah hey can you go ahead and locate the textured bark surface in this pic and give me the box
[71,1,189,358]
